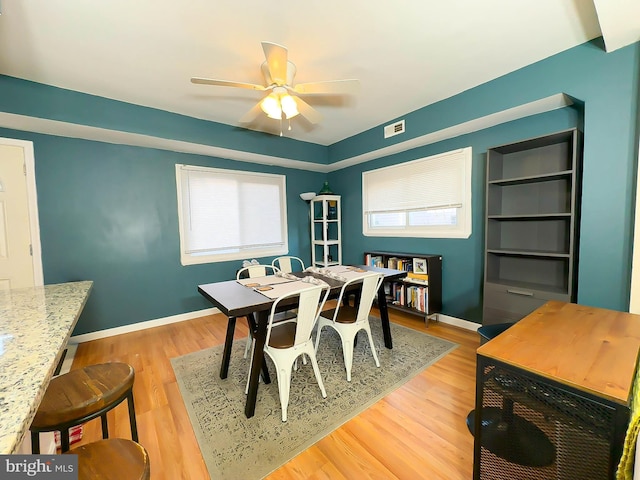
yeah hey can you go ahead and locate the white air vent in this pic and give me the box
[384,120,405,139]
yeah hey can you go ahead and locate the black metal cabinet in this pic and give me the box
[474,356,629,480]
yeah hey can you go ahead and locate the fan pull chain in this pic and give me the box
[279,117,283,137]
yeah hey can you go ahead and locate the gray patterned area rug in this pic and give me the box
[171,319,457,480]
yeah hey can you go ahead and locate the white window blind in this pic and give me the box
[176,164,288,265]
[362,147,472,238]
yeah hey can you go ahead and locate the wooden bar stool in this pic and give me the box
[66,438,150,480]
[31,362,138,453]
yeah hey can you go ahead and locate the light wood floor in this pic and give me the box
[71,307,480,479]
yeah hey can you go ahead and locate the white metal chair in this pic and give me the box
[272,256,305,273]
[245,282,330,421]
[271,256,305,321]
[314,272,384,381]
[237,264,285,358]
[237,264,280,279]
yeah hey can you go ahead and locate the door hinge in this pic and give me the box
[23,163,27,175]
[29,244,33,256]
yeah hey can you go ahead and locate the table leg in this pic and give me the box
[219,316,236,379]
[246,313,271,384]
[246,310,269,418]
[377,282,393,349]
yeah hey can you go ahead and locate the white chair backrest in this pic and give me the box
[266,284,329,346]
[237,264,280,279]
[334,272,384,324]
[272,256,305,274]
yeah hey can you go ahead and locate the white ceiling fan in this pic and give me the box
[191,41,360,132]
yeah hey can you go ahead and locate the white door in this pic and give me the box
[0,138,43,290]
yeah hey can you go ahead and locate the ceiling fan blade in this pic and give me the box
[239,102,264,124]
[191,77,266,91]
[293,79,360,95]
[295,97,323,124]
[261,42,289,85]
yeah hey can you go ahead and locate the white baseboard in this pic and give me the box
[67,307,478,347]
[432,313,480,331]
[69,307,220,344]
[62,307,476,376]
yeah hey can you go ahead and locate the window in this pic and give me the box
[176,164,288,265]
[362,147,472,238]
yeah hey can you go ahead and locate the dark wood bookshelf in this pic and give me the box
[364,251,442,321]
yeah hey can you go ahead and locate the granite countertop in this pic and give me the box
[0,281,93,453]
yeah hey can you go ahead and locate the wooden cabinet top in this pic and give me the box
[477,301,640,405]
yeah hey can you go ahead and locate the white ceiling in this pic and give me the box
[0,1,638,146]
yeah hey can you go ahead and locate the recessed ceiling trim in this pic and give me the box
[0,93,573,174]
[0,112,328,172]
[327,93,574,172]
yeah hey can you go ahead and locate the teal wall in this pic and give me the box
[332,108,581,322]
[0,38,638,333]
[331,39,639,322]
[0,75,329,165]
[0,127,325,334]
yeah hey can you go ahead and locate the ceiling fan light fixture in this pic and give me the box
[280,94,299,119]
[260,91,299,120]
[260,93,282,119]
[195,42,353,130]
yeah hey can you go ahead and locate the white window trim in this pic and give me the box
[176,164,288,265]
[362,147,472,239]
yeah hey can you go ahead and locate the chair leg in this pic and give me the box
[314,323,326,352]
[293,354,308,372]
[31,431,40,454]
[60,428,71,453]
[308,352,327,398]
[244,316,253,359]
[364,324,381,368]
[101,414,109,439]
[127,390,139,442]
[341,337,354,382]
[245,340,256,395]
[244,335,251,359]
[276,366,292,422]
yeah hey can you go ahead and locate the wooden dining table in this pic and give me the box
[197,265,406,418]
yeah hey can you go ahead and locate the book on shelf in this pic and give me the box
[389,283,428,313]
[368,255,383,267]
[407,272,428,281]
[391,258,412,271]
[405,285,428,312]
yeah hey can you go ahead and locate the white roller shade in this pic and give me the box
[177,164,288,264]
[362,147,472,238]
[364,148,468,214]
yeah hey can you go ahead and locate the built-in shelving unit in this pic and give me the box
[483,128,582,326]
[311,195,342,267]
